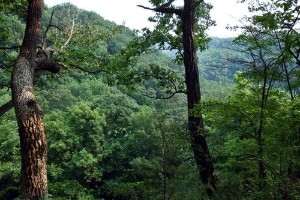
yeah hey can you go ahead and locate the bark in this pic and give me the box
[181,1,217,194]
[11,0,48,199]
[256,62,269,190]
[139,0,217,195]
[0,52,60,117]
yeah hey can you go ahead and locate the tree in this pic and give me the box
[201,74,298,199]
[46,102,106,198]
[0,0,28,20]
[138,0,217,194]
[214,0,300,197]
[11,0,60,198]
[232,34,283,190]
[234,0,300,99]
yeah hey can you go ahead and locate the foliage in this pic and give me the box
[43,4,121,69]
[0,92,20,199]
[1,1,300,199]
[200,74,300,199]
[146,0,215,56]
[0,0,27,20]
[0,12,25,88]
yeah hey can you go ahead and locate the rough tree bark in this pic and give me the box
[11,0,49,199]
[181,1,216,193]
[138,0,217,195]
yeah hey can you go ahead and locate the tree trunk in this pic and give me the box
[138,0,217,195]
[181,0,216,194]
[256,66,268,190]
[11,0,48,199]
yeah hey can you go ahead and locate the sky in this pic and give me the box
[44,0,249,38]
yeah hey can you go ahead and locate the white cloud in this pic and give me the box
[44,0,249,37]
[206,0,249,37]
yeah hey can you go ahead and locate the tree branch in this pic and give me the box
[236,154,278,178]
[41,10,64,50]
[137,0,203,16]
[0,46,21,50]
[0,100,13,117]
[60,19,75,51]
[193,0,204,8]
[59,4,78,52]
[159,0,175,8]
[137,4,182,16]
[35,60,61,73]
[35,50,61,73]
[0,49,62,117]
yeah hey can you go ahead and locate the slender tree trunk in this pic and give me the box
[257,111,266,189]
[138,0,217,195]
[159,120,168,200]
[11,0,48,199]
[256,66,268,190]
[181,0,216,194]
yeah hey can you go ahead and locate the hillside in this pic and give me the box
[0,4,232,199]
[1,2,300,199]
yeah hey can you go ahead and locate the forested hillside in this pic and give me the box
[1,1,300,199]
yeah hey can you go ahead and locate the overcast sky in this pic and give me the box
[44,0,249,38]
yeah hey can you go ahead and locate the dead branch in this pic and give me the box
[60,19,75,51]
[59,3,78,52]
[0,46,21,50]
[41,10,64,50]
[137,3,182,16]
[0,100,13,117]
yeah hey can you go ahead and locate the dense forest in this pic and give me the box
[1,0,300,199]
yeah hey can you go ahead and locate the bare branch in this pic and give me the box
[35,50,61,73]
[60,19,75,51]
[138,0,204,16]
[137,4,182,16]
[0,46,21,50]
[42,10,54,50]
[159,0,175,8]
[0,99,13,117]
[59,3,79,52]
[41,10,64,50]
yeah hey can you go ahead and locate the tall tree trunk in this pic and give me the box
[11,0,48,199]
[138,0,217,195]
[256,66,268,190]
[181,0,216,194]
